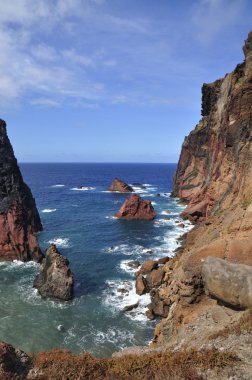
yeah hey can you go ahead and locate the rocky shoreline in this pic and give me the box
[1,30,252,380]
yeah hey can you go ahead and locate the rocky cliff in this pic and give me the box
[0,119,42,262]
[173,31,252,223]
[135,32,252,378]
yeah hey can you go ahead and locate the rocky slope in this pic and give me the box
[0,120,42,262]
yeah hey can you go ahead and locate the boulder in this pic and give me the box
[135,275,149,295]
[137,259,158,275]
[116,194,156,220]
[0,119,43,262]
[108,178,133,193]
[34,244,74,300]
[146,267,165,288]
[202,256,252,308]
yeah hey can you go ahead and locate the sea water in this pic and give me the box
[0,163,193,357]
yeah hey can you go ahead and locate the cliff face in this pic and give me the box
[148,31,252,361]
[0,120,42,262]
[173,31,252,222]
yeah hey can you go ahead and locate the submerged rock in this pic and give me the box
[108,178,133,193]
[0,119,43,262]
[34,244,74,300]
[116,194,156,220]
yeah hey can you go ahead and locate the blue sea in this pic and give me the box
[0,163,192,357]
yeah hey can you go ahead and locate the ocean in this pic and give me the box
[0,163,192,357]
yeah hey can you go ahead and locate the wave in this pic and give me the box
[70,187,96,191]
[51,184,65,188]
[119,259,140,274]
[42,208,57,213]
[103,279,150,322]
[48,237,70,248]
[104,244,153,257]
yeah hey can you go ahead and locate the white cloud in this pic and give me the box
[192,0,246,43]
[31,98,61,107]
[62,49,94,66]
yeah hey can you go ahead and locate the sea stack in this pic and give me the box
[0,119,43,262]
[116,194,156,220]
[34,244,74,301]
[108,178,134,192]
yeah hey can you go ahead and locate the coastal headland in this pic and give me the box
[1,31,252,380]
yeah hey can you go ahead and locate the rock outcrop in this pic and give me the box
[116,194,156,220]
[108,178,133,192]
[0,119,43,262]
[202,257,252,308]
[34,244,74,300]
[0,341,31,379]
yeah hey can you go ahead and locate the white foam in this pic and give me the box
[103,279,150,322]
[119,260,140,274]
[104,244,153,257]
[51,184,65,187]
[0,260,38,271]
[42,208,57,213]
[161,210,171,215]
[70,187,96,191]
[131,186,148,194]
[48,238,70,248]
[105,216,118,220]
[160,192,171,197]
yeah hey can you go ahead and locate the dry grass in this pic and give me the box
[31,348,238,380]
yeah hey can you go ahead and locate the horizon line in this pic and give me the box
[18,161,178,165]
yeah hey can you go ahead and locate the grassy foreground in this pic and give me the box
[27,348,237,380]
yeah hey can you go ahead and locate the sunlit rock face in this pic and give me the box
[0,119,42,262]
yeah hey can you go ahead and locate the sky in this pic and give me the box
[1,0,252,163]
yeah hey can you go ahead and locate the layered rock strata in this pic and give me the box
[108,178,133,192]
[34,244,74,300]
[0,119,42,262]
[134,32,252,354]
[116,194,156,220]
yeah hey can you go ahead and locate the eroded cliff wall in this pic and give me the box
[173,31,252,222]
[149,31,252,355]
[0,119,42,262]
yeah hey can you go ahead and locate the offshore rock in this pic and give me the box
[116,194,156,220]
[108,178,133,192]
[0,119,42,262]
[202,257,252,308]
[34,244,74,300]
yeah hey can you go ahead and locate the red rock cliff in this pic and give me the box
[0,119,43,262]
[173,31,252,222]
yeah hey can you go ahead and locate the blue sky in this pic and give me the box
[1,0,251,162]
